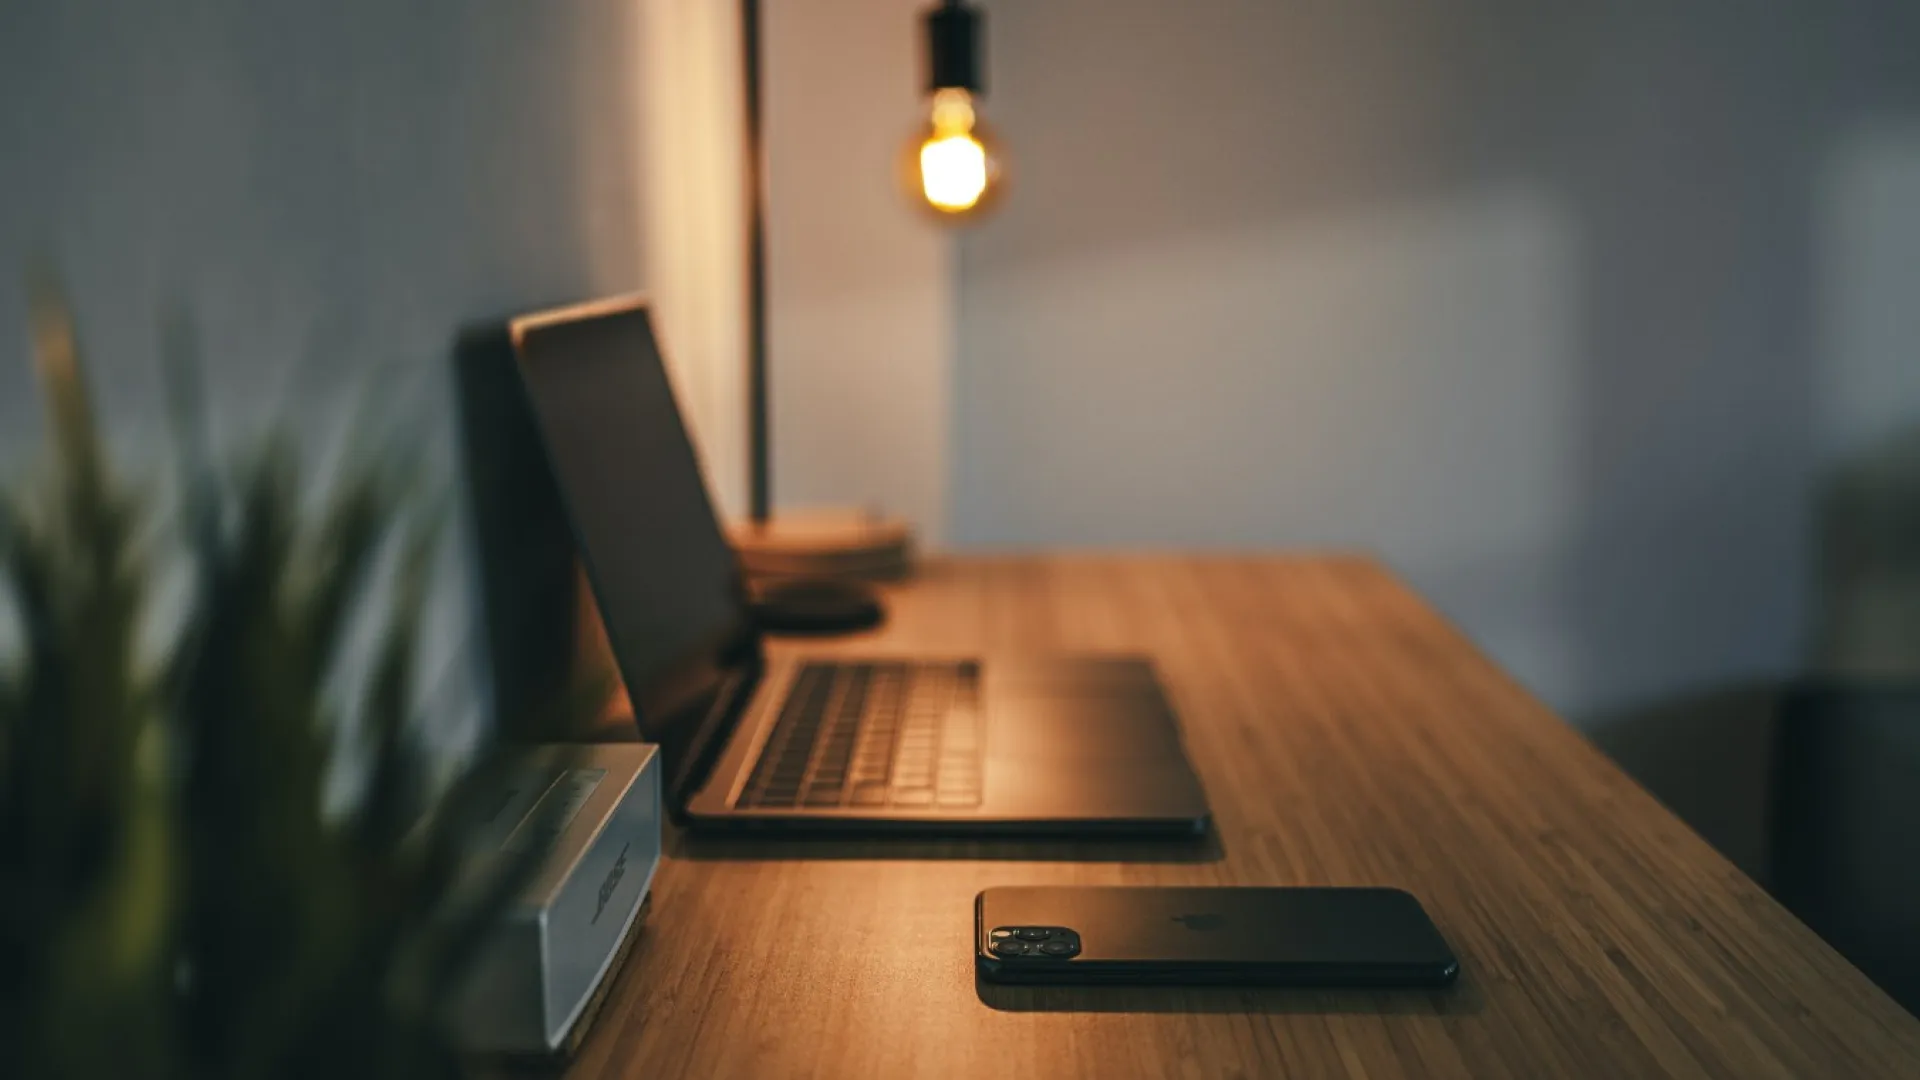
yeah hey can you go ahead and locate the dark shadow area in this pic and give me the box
[974,971,1486,1017]
[1769,682,1920,1017]
[1586,682,1782,884]
[668,826,1225,864]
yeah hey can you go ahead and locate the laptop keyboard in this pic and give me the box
[740,661,982,810]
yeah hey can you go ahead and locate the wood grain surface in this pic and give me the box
[560,555,1920,1079]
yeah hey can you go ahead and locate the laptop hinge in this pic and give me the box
[665,652,764,820]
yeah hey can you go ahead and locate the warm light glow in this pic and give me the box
[912,88,998,216]
[920,134,989,211]
[929,86,977,132]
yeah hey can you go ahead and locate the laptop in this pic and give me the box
[506,295,1211,835]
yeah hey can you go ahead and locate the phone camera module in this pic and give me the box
[990,927,1082,959]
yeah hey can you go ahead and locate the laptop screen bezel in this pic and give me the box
[506,296,763,806]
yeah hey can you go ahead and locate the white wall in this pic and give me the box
[0,0,656,742]
[945,0,1920,723]
[764,0,954,542]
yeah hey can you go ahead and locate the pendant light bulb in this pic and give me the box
[905,1,1003,222]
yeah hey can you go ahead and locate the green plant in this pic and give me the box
[0,281,557,1079]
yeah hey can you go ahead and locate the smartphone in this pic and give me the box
[975,886,1459,986]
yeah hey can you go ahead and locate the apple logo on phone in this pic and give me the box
[1172,912,1225,931]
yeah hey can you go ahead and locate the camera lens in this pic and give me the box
[989,928,1014,939]
[1015,927,1052,942]
[1040,939,1077,957]
[991,938,1031,957]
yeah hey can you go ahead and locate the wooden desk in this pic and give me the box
[566,555,1920,1078]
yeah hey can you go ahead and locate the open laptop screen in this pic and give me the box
[509,298,751,744]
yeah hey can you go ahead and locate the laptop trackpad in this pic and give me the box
[980,757,1207,820]
[985,697,1188,761]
